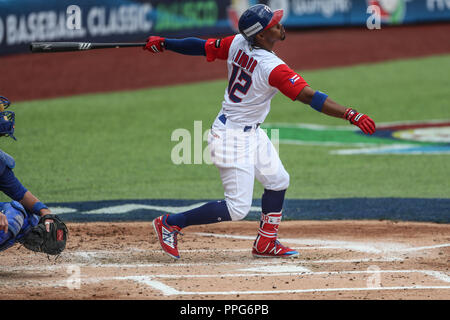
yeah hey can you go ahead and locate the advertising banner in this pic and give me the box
[261,0,450,27]
[0,0,233,55]
[1,0,449,56]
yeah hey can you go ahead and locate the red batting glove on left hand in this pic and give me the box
[143,36,166,53]
[344,108,376,135]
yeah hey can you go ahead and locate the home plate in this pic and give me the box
[238,265,311,273]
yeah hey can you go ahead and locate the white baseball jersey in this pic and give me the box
[205,34,308,125]
[204,34,308,220]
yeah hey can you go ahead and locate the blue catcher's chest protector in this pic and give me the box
[0,111,16,141]
[0,201,39,252]
[0,149,15,176]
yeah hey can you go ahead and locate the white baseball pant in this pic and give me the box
[208,115,290,221]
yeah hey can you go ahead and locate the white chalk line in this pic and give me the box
[106,270,450,281]
[24,269,450,296]
[3,233,446,274]
[126,277,181,295]
[395,243,450,252]
[131,269,450,283]
[3,233,448,297]
[160,285,450,296]
[67,247,401,259]
[0,256,404,273]
[64,240,450,265]
[422,271,450,283]
[194,232,450,254]
[122,269,450,296]
[4,268,449,287]
[9,233,444,270]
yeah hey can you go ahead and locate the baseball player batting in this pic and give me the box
[145,5,376,259]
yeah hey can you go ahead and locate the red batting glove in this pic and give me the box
[344,108,376,135]
[143,36,166,53]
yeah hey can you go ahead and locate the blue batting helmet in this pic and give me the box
[238,4,284,43]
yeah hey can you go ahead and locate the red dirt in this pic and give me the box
[0,221,449,300]
[2,22,450,102]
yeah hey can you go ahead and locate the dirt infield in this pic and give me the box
[1,220,449,300]
[2,22,450,102]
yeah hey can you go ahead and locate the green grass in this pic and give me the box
[1,54,449,202]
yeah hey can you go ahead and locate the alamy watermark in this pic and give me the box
[171,121,212,165]
[66,265,81,290]
[366,265,382,288]
[171,121,281,175]
[366,5,382,30]
[66,5,82,30]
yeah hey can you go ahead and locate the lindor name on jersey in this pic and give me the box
[205,34,309,124]
[233,49,258,74]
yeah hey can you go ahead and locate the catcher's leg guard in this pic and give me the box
[15,212,40,243]
[0,232,15,251]
[0,201,26,251]
[252,212,299,258]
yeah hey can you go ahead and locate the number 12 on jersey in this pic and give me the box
[228,64,252,103]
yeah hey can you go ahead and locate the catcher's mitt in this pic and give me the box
[20,214,68,255]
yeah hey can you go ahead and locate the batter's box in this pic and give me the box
[135,269,450,296]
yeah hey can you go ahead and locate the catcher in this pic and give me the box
[0,96,68,255]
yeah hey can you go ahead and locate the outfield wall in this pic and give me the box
[2,22,450,102]
[47,198,450,223]
[1,0,450,56]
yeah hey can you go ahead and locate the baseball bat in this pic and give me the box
[30,42,146,53]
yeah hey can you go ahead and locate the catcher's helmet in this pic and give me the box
[238,4,284,43]
[0,96,16,140]
[0,96,10,110]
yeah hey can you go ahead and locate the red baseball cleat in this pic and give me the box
[152,214,183,260]
[252,212,299,258]
[252,235,299,258]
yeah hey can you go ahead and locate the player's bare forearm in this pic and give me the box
[321,99,347,118]
[296,86,376,134]
[19,191,51,217]
[296,86,346,118]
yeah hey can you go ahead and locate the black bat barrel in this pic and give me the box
[30,42,146,53]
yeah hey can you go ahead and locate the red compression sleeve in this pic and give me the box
[205,35,236,62]
[269,64,309,100]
